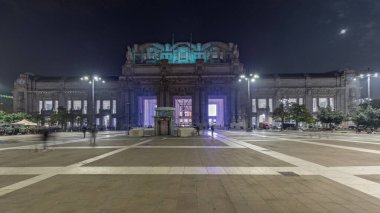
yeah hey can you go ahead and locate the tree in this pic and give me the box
[289,104,313,129]
[50,107,69,129]
[273,102,291,130]
[3,112,32,124]
[317,107,345,128]
[352,105,380,129]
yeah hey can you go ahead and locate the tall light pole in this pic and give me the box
[353,71,378,101]
[239,73,259,131]
[80,75,105,128]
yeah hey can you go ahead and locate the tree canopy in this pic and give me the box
[317,107,345,127]
[352,105,380,128]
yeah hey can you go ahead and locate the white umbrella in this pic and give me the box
[11,119,38,126]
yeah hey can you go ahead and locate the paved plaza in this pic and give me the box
[0,130,380,212]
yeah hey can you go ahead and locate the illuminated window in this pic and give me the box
[112,100,116,114]
[329,98,334,110]
[103,100,111,110]
[67,100,72,112]
[83,100,87,114]
[299,98,303,105]
[319,98,328,108]
[312,98,317,112]
[96,100,100,114]
[269,98,273,112]
[208,104,217,116]
[180,51,186,60]
[54,100,58,112]
[212,52,218,59]
[39,101,43,114]
[258,99,266,109]
[73,100,81,110]
[252,99,256,112]
[288,98,297,104]
[44,100,53,110]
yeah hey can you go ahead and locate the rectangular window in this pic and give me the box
[258,99,266,109]
[299,98,303,105]
[96,118,100,126]
[39,101,43,114]
[208,104,217,116]
[83,100,87,114]
[252,99,256,112]
[319,98,328,108]
[54,100,58,112]
[180,52,186,60]
[212,52,218,59]
[112,100,116,114]
[312,98,317,112]
[288,98,297,104]
[44,100,53,111]
[329,97,334,110]
[73,100,81,110]
[103,100,111,110]
[96,100,100,114]
[269,98,273,112]
[67,100,72,112]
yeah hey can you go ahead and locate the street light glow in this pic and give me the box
[240,75,245,78]
[251,78,255,82]
[238,79,242,82]
[254,74,259,78]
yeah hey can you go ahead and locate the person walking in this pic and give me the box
[196,125,200,136]
[82,126,87,138]
[211,125,214,137]
[42,128,49,150]
[90,127,97,145]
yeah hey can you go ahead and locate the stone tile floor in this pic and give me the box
[0,130,379,212]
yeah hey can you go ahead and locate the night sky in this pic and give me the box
[1,0,380,96]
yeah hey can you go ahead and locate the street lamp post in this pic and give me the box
[80,75,105,129]
[353,71,378,101]
[239,73,259,132]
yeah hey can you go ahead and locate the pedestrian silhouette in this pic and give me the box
[82,126,87,138]
[211,125,214,137]
[90,128,97,145]
[41,128,49,150]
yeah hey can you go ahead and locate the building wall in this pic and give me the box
[12,42,361,129]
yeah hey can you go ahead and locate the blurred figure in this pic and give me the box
[211,125,214,137]
[90,127,97,145]
[82,126,87,138]
[41,128,50,150]
[195,125,200,136]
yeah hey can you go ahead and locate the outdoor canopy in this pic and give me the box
[11,119,37,126]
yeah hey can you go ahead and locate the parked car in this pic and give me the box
[282,123,296,130]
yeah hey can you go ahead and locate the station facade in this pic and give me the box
[13,41,361,130]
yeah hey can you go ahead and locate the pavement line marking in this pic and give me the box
[216,133,380,199]
[2,166,380,176]
[0,139,152,197]
[0,134,131,151]
[134,146,244,149]
[250,133,380,155]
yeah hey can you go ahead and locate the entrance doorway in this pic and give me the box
[174,96,192,126]
[138,96,157,127]
[208,97,225,127]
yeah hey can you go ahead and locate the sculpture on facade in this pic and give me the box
[126,46,133,64]
[233,44,239,59]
